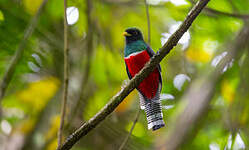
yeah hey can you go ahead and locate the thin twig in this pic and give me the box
[0,0,48,106]
[144,0,151,45]
[84,0,93,84]
[58,1,210,149]
[188,0,249,19]
[227,0,239,12]
[75,0,94,115]
[118,109,141,150]
[65,0,94,131]
[57,0,69,148]
[205,7,249,19]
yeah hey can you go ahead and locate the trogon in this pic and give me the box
[123,27,165,131]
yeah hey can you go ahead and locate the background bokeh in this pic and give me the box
[0,0,249,149]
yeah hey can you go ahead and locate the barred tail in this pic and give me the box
[144,100,165,131]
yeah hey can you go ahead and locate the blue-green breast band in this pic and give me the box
[124,40,147,57]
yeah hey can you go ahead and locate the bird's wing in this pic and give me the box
[146,45,156,57]
[146,46,162,84]
[146,46,162,72]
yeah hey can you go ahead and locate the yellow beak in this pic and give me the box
[122,32,132,37]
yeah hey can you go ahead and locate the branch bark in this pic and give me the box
[0,0,48,106]
[163,22,249,150]
[58,0,210,149]
[58,0,69,148]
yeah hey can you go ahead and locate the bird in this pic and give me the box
[123,27,165,131]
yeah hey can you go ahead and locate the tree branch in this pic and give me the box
[0,0,48,107]
[163,22,249,150]
[57,0,210,149]
[57,0,69,148]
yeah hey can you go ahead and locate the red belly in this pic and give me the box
[125,50,160,99]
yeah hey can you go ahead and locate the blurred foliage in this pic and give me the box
[0,0,249,150]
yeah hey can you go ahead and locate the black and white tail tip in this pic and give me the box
[144,101,165,131]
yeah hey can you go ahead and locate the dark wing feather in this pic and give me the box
[146,45,156,57]
[146,46,162,84]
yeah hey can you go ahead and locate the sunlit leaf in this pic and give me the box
[20,119,36,134]
[185,47,212,63]
[234,133,246,150]
[46,138,57,150]
[1,120,12,135]
[161,21,190,50]
[17,77,60,114]
[211,52,227,67]
[23,0,43,15]
[66,6,79,25]
[221,78,239,104]
[160,93,175,101]
[28,61,40,72]
[0,10,4,21]
[209,142,220,150]
[173,74,191,91]
[126,122,146,138]
[45,115,60,141]
[225,133,246,150]
[115,89,137,113]
[162,105,174,110]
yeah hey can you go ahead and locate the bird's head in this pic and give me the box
[123,28,144,44]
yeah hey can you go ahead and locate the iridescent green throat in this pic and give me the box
[124,40,147,57]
